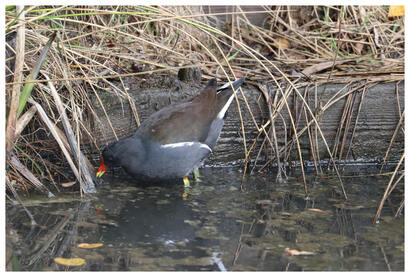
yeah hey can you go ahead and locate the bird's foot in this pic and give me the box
[182,177,191,200]
[183,177,190,187]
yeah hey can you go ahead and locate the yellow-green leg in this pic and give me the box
[182,177,190,200]
[193,168,200,181]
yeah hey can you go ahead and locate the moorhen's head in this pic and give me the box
[96,138,142,178]
[96,143,118,177]
[96,156,108,177]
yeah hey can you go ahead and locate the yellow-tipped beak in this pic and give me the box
[96,169,106,178]
[96,156,108,178]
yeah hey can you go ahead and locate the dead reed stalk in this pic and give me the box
[6,6,25,153]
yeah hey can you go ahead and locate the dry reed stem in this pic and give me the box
[379,110,404,173]
[207,15,339,194]
[387,172,404,196]
[394,198,404,218]
[6,62,401,87]
[330,92,354,167]
[119,77,141,127]
[60,52,120,143]
[344,86,367,162]
[339,92,357,164]
[202,18,311,189]
[287,85,350,197]
[6,6,25,153]
[373,151,404,224]
[209,35,247,144]
[313,85,323,174]
[258,84,283,181]
[9,154,54,197]
[14,105,37,137]
[5,64,216,86]
[43,73,96,193]
[277,86,308,194]
[303,97,319,173]
[282,82,364,153]
[249,132,265,174]
[28,98,81,181]
[395,82,402,116]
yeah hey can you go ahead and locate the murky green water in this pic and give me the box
[6,167,404,271]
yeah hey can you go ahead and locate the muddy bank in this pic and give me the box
[89,79,404,167]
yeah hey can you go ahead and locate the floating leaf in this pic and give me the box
[77,243,103,249]
[61,181,76,187]
[284,248,315,256]
[54,257,85,266]
[388,6,404,18]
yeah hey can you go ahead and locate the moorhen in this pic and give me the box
[96,78,244,183]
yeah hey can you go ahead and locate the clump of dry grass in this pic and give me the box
[5,6,404,220]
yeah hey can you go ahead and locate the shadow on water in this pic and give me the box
[6,167,404,271]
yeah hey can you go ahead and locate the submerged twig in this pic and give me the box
[373,151,404,224]
[379,110,404,173]
[42,73,96,194]
[259,84,282,182]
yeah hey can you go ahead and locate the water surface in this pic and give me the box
[6,167,404,271]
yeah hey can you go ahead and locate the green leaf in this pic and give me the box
[12,255,22,271]
[227,48,241,62]
[17,32,56,117]
[17,80,36,117]
[6,5,16,11]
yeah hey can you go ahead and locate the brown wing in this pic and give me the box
[135,79,218,144]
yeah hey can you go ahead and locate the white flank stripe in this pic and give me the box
[161,142,194,148]
[161,142,212,152]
